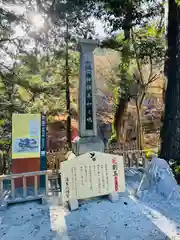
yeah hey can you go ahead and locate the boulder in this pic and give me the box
[137,157,178,199]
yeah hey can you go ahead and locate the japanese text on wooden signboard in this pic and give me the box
[61,152,125,202]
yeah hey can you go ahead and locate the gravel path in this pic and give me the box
[0,174,180,239]
[0,196,173,240]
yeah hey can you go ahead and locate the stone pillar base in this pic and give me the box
[72,136,104,156]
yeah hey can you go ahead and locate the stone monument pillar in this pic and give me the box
[72,39,104,155]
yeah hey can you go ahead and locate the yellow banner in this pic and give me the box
[12,114,41,159]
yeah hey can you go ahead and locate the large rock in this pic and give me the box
[137,157,178,199]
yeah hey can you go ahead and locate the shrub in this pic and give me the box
[169,159,180,184]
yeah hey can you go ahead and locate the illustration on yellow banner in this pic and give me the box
[12,114,41,159]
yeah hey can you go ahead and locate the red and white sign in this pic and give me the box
[112,158,119,192]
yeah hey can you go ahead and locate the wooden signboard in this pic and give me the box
[61,152,125,202]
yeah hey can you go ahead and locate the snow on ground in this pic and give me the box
[1,173,180,240]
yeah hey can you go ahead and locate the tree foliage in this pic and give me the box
[0,0,169,170]
[76,0,164,145]
[0,0,94,173]
[102,23,165,146]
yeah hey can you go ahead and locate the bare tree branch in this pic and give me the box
[146,73,161,86]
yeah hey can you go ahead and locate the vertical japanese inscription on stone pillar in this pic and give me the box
[85,60,93,130]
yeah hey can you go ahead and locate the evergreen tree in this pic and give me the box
[0,0,88,172]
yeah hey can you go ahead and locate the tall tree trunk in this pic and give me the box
[160,0,179,161]
[162,80,167,104]
[113,13,131,142]
[114,97,129,142]
[135,100,144,150]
